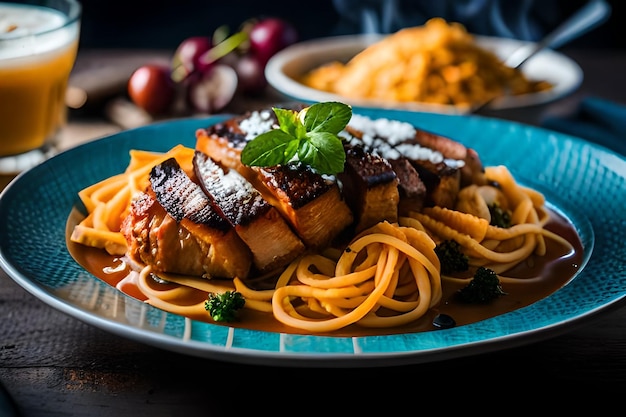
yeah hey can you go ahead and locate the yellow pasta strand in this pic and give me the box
[264,222,441,332]
[272,245,399,332]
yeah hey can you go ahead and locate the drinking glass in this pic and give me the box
[0,0,81,177]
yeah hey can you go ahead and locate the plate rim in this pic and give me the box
[1,112,624,368]
[264,33,584,113]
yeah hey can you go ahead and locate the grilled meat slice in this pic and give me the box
[193,150,305,273]
[342,114,469,210]
[133,157,252,279]
[195,105,308,172]
[195,117,250,170]
[196,109,354,249]
[338,144,399,232]
[122,191,209,277]
[387,156,427,216]
[250,163,354,249]
[195,108,280,170]
[409,159,461,209]
[406,128,486,188]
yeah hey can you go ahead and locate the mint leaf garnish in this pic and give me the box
[302,101,352,134]
[298,131,345,175]
[240,102,351,175]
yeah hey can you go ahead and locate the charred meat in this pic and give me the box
[339,144,399,232]
[193,150,305,273]
[122,157,252,280]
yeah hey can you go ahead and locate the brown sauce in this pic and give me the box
[66,207,584,337]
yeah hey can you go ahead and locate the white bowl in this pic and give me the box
[265,34,583,114]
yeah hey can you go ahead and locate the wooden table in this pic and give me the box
[2,47,626,416]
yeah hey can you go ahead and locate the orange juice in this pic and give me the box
[0,1,81,157]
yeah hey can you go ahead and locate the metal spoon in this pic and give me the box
[474,0,612,112]
[505,0,611,69]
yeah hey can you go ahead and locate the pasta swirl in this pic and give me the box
[235,221,442,332]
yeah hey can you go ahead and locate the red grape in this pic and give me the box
[172,36,213,81]
[127,64,176,115]
[187,64,238,113]
[248,17,298,64]
[233,53,267,95]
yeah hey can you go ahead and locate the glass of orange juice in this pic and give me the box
[0,0,81,176]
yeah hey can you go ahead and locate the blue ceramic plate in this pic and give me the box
[1,109,623,368]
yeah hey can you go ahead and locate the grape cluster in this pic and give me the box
[127,17,298,116]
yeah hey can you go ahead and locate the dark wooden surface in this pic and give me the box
[2,47,626,416]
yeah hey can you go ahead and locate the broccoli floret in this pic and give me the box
[457,267,507,304]
[488,202,512,228]
[204,291,246,322]
[435,240,469,274]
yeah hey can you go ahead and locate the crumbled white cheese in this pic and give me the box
[348,114,416,145]
[346,114,465,168]
[237,110,465,169]
[239,109,275,140]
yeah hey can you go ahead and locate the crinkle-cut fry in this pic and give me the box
[70,225,127,255]
[79,146,192,213]
[418,206,489,242]
[78,212,95,228]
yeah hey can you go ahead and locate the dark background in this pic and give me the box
[78,0,625,50]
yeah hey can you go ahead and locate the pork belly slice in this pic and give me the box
[195,115,250,170]
[196,109,353,250]
[343,116,465,210]
[338,144,399,232]
[410,159,461,209]
[193,150,305,273]
[122,191,213,277]
[136,157,252,279]
[387,156,427,216]
[405,129,486,188]
[195,107,291,171]
[249,163,354,249]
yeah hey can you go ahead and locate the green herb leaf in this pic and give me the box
[240,101,352,175]
[274,107,306,138]
[240,129,298,167]
[302,101,353,135]
[299,131,346,175]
